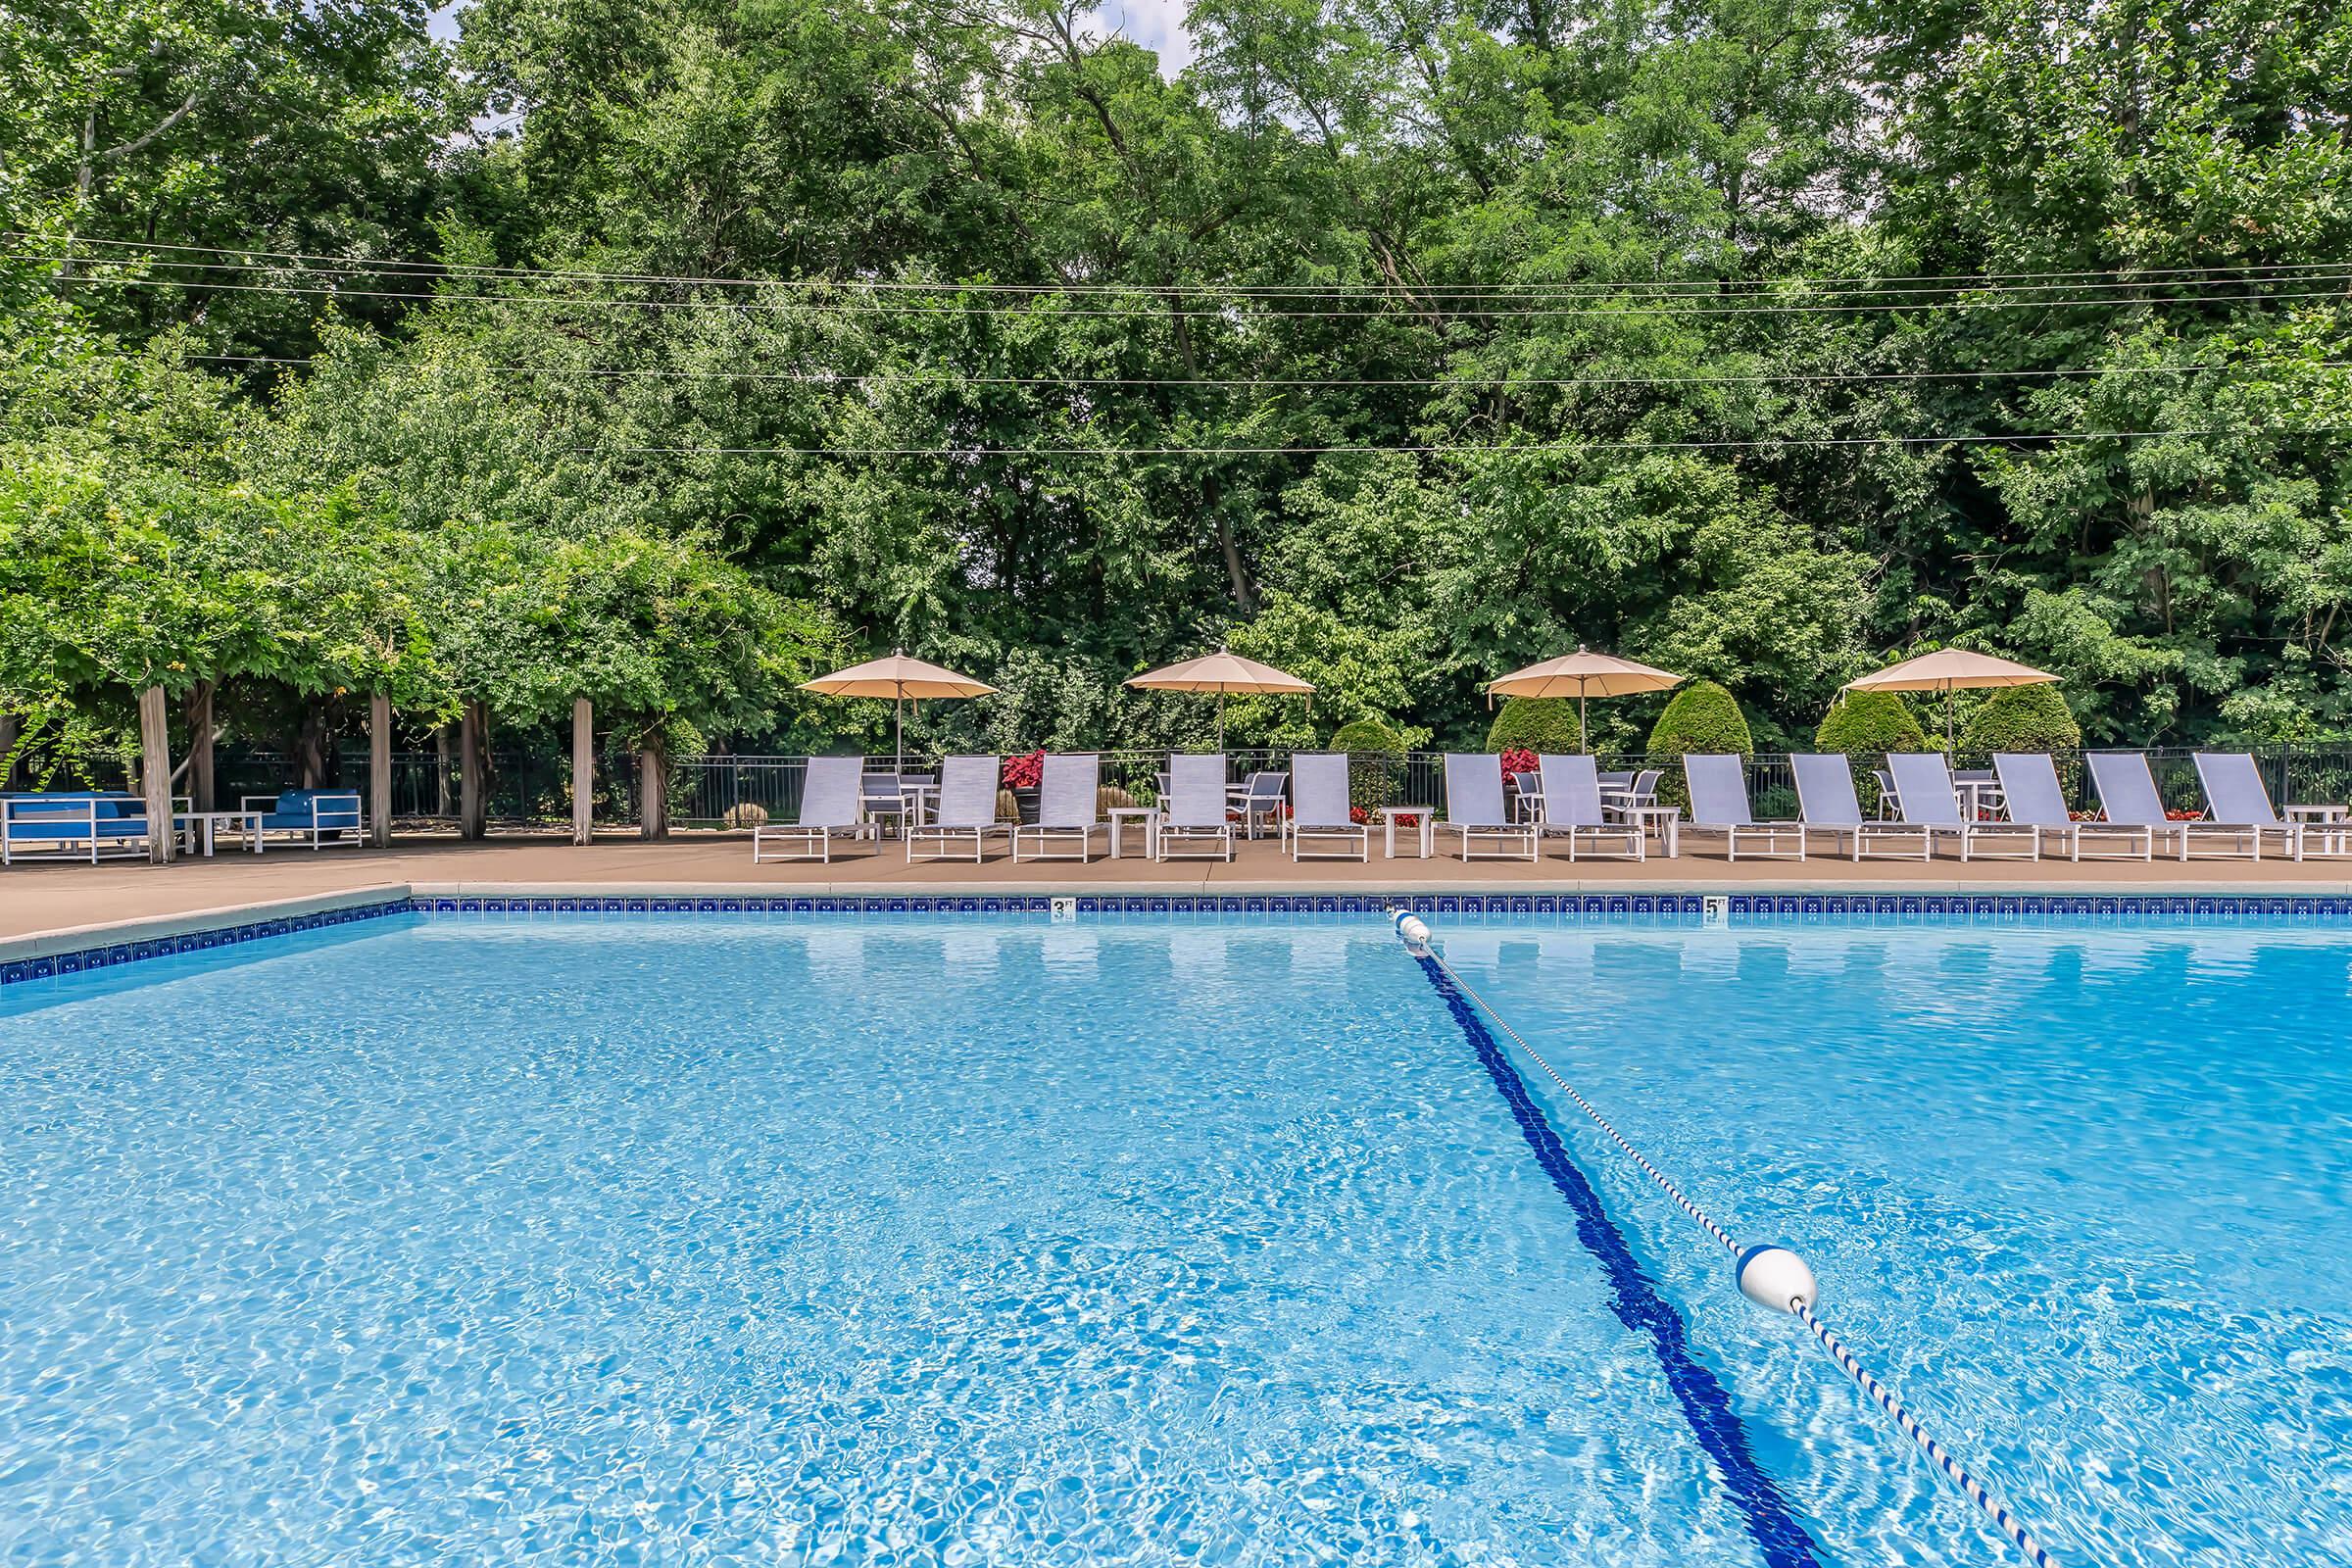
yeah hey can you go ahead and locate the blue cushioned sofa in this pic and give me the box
[1,793,156,865]
[240,790,366,849]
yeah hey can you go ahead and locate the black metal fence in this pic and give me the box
[172,743,2352,829]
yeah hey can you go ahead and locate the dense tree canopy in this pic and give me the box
[5,0,2350,769]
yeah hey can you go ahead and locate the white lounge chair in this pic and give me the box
[1683,754,1804,860]
[1992,753,2151,860]
[1156,754,1235,860]
[1537,754,1643,860]
[1285,752,1368,861]
[906,755,1008,862]
[1790,754,1930,860]
[1013,753,1105,861]
[753,756,870,862]
[2193,752,2321,860]
[2086,752,2253,860]
[1439,754,1538,860]
[1886,753,2037,860]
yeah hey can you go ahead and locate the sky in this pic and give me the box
[428,2,1195,73]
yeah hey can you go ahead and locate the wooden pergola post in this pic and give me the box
[459,701,488,841]
[368,692,393,849]
[638,739,667,841]
[138,683,174,865]
[571,698,594,846]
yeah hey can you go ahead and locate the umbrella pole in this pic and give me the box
[1217,689,1227,752]
[1945,686,1955,757]
[1579,693,1589,754]
[895,692,906,770]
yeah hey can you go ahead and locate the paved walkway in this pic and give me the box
[7,829,2351,945]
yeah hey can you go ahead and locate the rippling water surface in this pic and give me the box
[1,913,2346,1567]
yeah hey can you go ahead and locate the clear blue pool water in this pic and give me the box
[0,913,2346,1566]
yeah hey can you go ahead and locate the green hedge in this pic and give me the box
[1644,681,1753,807]
[1331,714,1406,811]
[1485,697,1583,755]
[1815,690,1932,812]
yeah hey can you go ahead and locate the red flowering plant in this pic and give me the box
[1349,805,1418,825]
[1002,751,1045,789]
[1498,748,1539,777]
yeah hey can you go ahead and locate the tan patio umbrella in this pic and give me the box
[801,650,997,768]
[1124,649,1314,750]
[1486,646,1686,752]
[1842,648,2059,753]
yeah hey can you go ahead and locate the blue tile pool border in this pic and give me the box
[6,890,2351,989]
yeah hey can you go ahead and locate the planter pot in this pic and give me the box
[1010,786,1041,825]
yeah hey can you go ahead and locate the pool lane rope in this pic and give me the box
[1392,910,2063,1568]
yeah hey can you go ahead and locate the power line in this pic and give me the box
[20,231,2352,298]
[29,269,2351,320]
[186,351,2352,392]
[579,425,2348,457]
[32,248,2352,306]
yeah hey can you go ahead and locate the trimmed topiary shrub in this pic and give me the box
[1815,690,1932,812]
[1644,681,1754,808]
[1960,683,2081,759]
[1485,697,1583,755]
[1332,715,1408,811]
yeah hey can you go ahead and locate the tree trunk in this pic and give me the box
[459,702,488,841]
[639,745,667,841]
[139,684,174,864]
[571,698,595,846]
[368,692,393,849]
[182,680,216,812]
[434,723,455,815]
[295,701,333,789]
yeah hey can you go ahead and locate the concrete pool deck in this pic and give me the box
[9,829,2352,952]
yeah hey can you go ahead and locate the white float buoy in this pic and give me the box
[1736,1244,1818,1313]
[1393,910,1433,954]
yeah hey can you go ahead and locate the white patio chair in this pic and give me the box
[753,756,871,862]
[1013,754,1105,861]
[1885,753,2037,861]
[1682,754,1804,860]
[2193,752,2318,860]
[906,755,1009,862]
[1437,755,1538,860]
[1156,753,1235,861]
[1790,754,1930,860]
[1285,752,1369,861]
[1537,754,1642,860]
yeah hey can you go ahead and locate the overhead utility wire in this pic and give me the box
[582,424,2349,457]
[19,232,2352,296]
[25,248,2352,305]
[186,351,2352,392]
[29,270,2352,320]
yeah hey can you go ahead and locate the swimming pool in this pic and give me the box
[1,911,2345,1564]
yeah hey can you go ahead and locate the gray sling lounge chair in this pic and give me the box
[2086,752,2250,860]
[1683,754,1804,860]
[906,755,1008,862]
[1440,754,1538,860]
[753,755,871,862]
[2193,752,2322,860]
[1537,754,1643,860]
[1156,754,1235,861]
[1013,753,1105,862]
[1285,753,1369,861]
[1791,754,1930,860]
[1886,753,2037,860]
[1992,753,2150,860]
